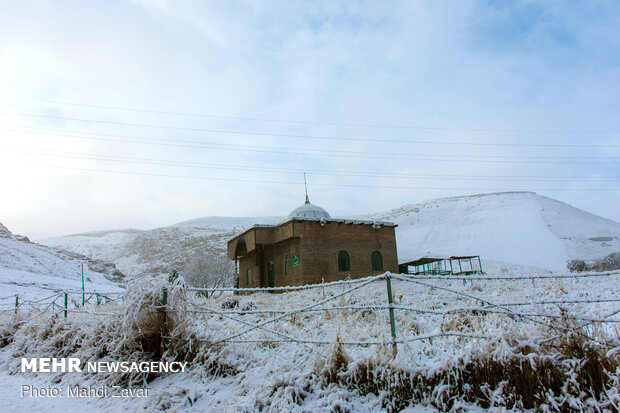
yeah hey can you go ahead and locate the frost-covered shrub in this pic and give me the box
[0,314,23,348]
[567,259,587,272]
[221,297,239,310]
[183,252,235,298]
[567,252,620,272]
[4,275,195,387]
[240,302,257,314]
[590,252,620,271]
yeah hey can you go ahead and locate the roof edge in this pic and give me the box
[227,218,397,242]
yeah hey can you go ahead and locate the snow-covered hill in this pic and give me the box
[43,217,282,277]
[41,192,620,275]
[367,191,620,271]
[0,224,124,300]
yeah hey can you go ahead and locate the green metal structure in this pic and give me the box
[399,256,483,275]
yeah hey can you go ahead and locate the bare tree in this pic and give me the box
[183,252,235,298]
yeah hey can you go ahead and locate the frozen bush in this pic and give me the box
[4,275,195,387]
[183,252,235,298]
[567,259,587,272]
[221,297,239,310]
[590,252,620,271]
[567,252,620,272]
[240,302,257,314]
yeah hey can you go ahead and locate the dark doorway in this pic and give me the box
[267,260,275,288]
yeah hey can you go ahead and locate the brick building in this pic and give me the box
[227,196,398,288]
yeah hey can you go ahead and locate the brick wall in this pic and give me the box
[232,219,398,289]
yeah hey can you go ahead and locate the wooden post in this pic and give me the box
[14,295,18,315]
[160,287,168,357]
[385,275,397,357]
[64,292,68,318]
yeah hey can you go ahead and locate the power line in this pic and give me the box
[3,145,618,182]
[4,160,619,192]
[13,97,620,134]
[2,111,619,149]
[2,126,618,164]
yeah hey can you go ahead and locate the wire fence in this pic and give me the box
[2,271,619,352]
[0,290,123,317]
[179,271,620,350]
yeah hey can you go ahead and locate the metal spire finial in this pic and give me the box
[304,173,310,204]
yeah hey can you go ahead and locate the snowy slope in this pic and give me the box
[0,224,123,301]
[366,192,620,271]
[41,192,620,275]
[43,217,282,277]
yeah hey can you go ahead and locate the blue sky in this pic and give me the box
[0,0,618,237]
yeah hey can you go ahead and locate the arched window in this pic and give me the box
[338,250,350,271]
[284,255,291,275]
[247,267,252,285]
[371,251,383,271]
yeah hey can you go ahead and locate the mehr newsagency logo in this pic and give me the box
[19,357,187,399]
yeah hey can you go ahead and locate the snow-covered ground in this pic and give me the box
[0,224,122,303]
[41,192,620,277]
[1,270,617,411]
[2,192,619,411]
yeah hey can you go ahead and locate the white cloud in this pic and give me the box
[0,0,618,237]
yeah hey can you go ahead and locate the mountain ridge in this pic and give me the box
[39,192,620,275]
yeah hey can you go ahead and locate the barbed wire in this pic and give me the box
[186,273,387,293]
[389,270,620,282]
[212,277,378,344]
[3,271,618,349]
[175,331,497,346]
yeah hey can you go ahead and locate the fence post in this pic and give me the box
[385,274,397,357]
[160,286,168,357]
[64,292,68,318]
[81,263,85,307]
[14,295,18,315]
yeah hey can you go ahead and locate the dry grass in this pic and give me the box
[304,331,620,412]
[3,275,619,411]
[442,312,475,332]
[2,276,207,387]
[0,313,22,348]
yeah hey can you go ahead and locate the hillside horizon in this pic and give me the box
[37,191,620,276]
[38,191,618,240]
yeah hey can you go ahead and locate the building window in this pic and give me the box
[338,250,350,271]
[285,255,291,275]
[247,267,252,285]
[371,251,383,271]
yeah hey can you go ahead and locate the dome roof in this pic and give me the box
[287,196,331,220]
